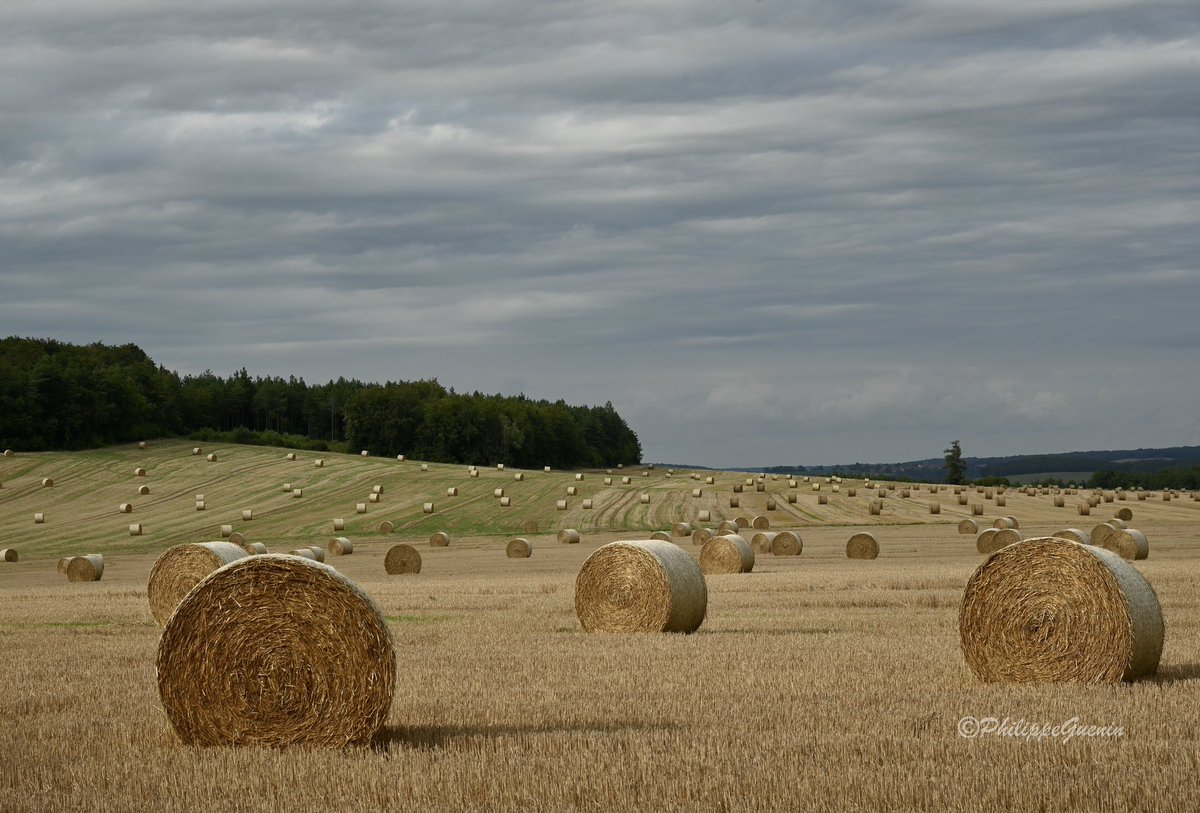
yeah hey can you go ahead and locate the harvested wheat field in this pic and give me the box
[3,442,1200,811]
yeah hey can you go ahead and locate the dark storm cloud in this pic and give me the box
[2,0,1198,466]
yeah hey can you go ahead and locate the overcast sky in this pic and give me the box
[2,1,1198,467]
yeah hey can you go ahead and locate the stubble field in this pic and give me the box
[1,442,1199,812]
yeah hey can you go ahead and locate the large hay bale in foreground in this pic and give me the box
[558,528,581,544]
[147,542,248,627]
[958,519,979,535]
[700,534,754,575]
[329,537,354,556]
[574,540,707,633]
[771,530,802,556]
[156,555,395,747]
[66,554,104,582]
[429,531,450,547]
[1,548,17,562]
[506,538,532,558]
[384,544,422,574]
[846,532,879,560]
[959,537,1163,683]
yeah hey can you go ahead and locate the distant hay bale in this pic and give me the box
[361,450,369,457]
[959,537,1163,683]
[846,532,879,560]
[67,554,104,582]
[771,530,803,557]
[1099,528,1150,561]
[494,488,505,498]
[500,496,513,507]
[958,519,979,534]
[868,502,881,516]
[574,540,707,633]
[291,547,317,559]
[706,476,715,485]
[971,504,983,516]
[556,499,568,510]
[788,479,798,488]
[306,546,326,562]
[750,531,777,553]
[241,509,253,521]
[195,501,206,511]
[447,487,459,497]
[1054,496,1066,507]
[384,544,422,574]
[787,493,797,504]
[241,542,267,555]
[812,483,821,492]
[156,554,394,747]
[329,537,354,556]
[397,455,405,461]
[135,467,146,477]
[692,488,702,498]
[497,463,505,470]
[1077,504,1091,516]
[192,447,201,455]
[929,502,941,514]
[315,459,325,468]
[900,489,911,498]
[429,531,450,547]
[57,556,74,573]
[641,493,651,504]
[729,496,740,508]
[228,532,245,546]
[1136,492,1147,501]
[672,522,693,537]
[566,486,578,496]
[750,515,769,530]
[1089,522,1121,551]
[650,530,672,541]
[832,485,840,493]
[147,542,248,626]
[34,512,44,524]
[1004,516,1020,529]
[41,478,53,488]
[286,453,296,461]
[573,473,584,482]
[817,495,829,505]
[623,476,632,484]
[976,529,1000,553]
[370,485,382,495]
[557,528,582,545]
[958,495,968,505]
[996,496,1007,507]
[734,516,751,530]
[523,520,539,534]
[119,503,133,514]
[718,520,739,535]
[333,518,346,531]
[701,534,754,575]
[698,509,711,522]
[733,484,743,494]
[1053,527,1091,545]
[755,483,765,493]
[3,449,12,457]
[1,548,17,562]
[514,473,524,482]
[544,466,551,472]
[356,503,367,514]
[992,517,1016,530]
[220,524,233,537]
[1115,507,1133,521]
[378,520,394,534]
[367,493,378,503]
[419,464,428,471]
[282,483,293,493]
[692,527,715,545]
[993,528,1022,548]
[206,454,217,462]
[604,477,613,485]
[506,538,533,558]
[139,485,150,495]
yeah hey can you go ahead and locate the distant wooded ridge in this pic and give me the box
[0,337,642,468]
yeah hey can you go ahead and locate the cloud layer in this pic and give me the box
[2,0,1198,466]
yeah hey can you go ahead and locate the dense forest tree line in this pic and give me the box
[1088,468,1200,491]
[0,337,642,467]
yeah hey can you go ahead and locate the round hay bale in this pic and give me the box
[701,534,754,575]
[544,466,551,472]
[929,502,941,514]
[290,548,317,559]
[356,503,367,514]
[1115,507,1133,521]
[138,441,147,449]
[996,496,1007,507]
[306,546,326,563]
[1050,525,1091,545]
[868,502,881,516]
[329,537,354,556]
[361,450,369,457]
[446,487,459,497]
[378,520,394,534]
[286,453,296,461]
[506,538,532,558]
[574,540,707,633]
[976,528,1000,553]
[192,447,201,455]
[41,478,53,488]
[750,515,769,530]
[397,455,405,461]
[129,523,143,536]
[718,520,739,535]
[957,495,968,506]
[771,530,803,556]
[119,503,133,514]
[34,512,45,524]
[241,509,253,521]
[692,488,702,498]
[846,532,879,560]
[817,495,829,505]
[734,516,751,530]
[134,467,146,477]
[469,470,479,478]
[575,473,584,481]
[729,496,740,508]
[220,524,234,537]
[419,463,428,471]
[641,493,651,504]
[958,519,979,535]
[497,463,505,470]
[566,486,578,496]
[558,529,581,545]
[1102,528,1150,561]
[691,528,714,546]
[1090,522,1121,550]
[195,501,206,511]
[623,476,633,484]
[333,518,346,531]
[697,509,711,523]
[1004,516,1020,529]
[959,537,1163,683]
[672,522,693,537]
[206,454,217,462]
[1107,518,1128,529]
[755,483,765,493]
[900,489,911,498]
[384,544,422,574]
[733,484,743,494]
[57,556,75,573]
[787,493,798,504]
[971,504,983,516]
[581,498,594,509]
[147,543,247,627]
[993,528,1022,548]
[3,449,12,457]
[650,530,672,542]
[243,542,268,555]
[429,531,450,547]
[494,488,505,498]
[139,485,151,496]
[228,532,246,546]
[156,555,395,747]
[847,488,857,497]
[523,520,539,534]
[1,548,17,562]
[514,473,524,482]
[500,497,512,507]
[422,502,434,514]
[1054,496,1066,507]
[750,531,777,553]
[556,499,568,510]
[766,498,777,510]
[1137,492,1146,501]
[367,493,378,503]
[992,517,1015,530]
[1077,503,1091,516]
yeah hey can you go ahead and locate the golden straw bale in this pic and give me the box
[243,542,268,555]
[749,531,777,553]
[692,528,715,546]
[506,538,532,558]
[147,543,247,627]
[959,538,1163,683]
[846,532,879,560]
[650,531,672,541]
[700,534,754,575]
[501,497,512,507]
[429,531,450,547]
[958,519,979,534]
[1,548,17,562]
[329,537,354,556]
[378,520,394,534]
[384,545,421,574]
[156,555,394,747]
[574,540,707,633]
[1116,507,1133,521]
[698,510,711,522]
[558,529,581,544]
[672,522,693,537]
[771,530,803,556]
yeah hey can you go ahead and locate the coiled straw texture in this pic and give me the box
[574,540,707,634]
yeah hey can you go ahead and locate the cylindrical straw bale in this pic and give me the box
[333,518,346,531]
[958,519,979,534]
[971,504,983,516]
[1090,522,1121,551]
[447,487,459,497]
[1101,528,1149,561]
[1077,504,1091,516]
[282,483,292,493]
[523,520,539,534]
[650,531,672,541]
[286,453,296,461]
[67,554,104,582]
[119,503,133,514]
[929,502,941,514]
[192,447,201,455]
[514,473,524,482]
[750,515,769,530]
[868,502,881,516]
[206,454,217,462]
[556,499,568,510]
[220,524,233,537]
[958,495,968,505]
[718,520,739,535]
[147,543,247,626]
[242,510,253,521]
[42,478,53,488]
[623,476,632,484]
[290,548,317,560]
[672,522,693,537]
[419,463,428,471]
[429,531,450,547]
[996,496,1007,507]
[228,532,245,546]
[959,538,1163,683]
[567,486,578,496]
[558,529,581,544]
[993,528,1022,548]
[846,532,879,560]
[356,504,367,514]
[701,534,754,574]
[0,548,16,562]
[641,493,651,504]
[787,493,798,504]
[1115,507,1133,521]
[574,541,707,633]
[367,493,378,503]
[847,488,857,497]
[306,547,326,563]
[992,517,1016,530]
[135,467,146,477]
[139,485,150,496]
[817,495,829,505]
[766,498,777,510]
[771,530,803,556]
[57,556,75,573]
[976,529,1000,554]
[329,537,354,556]
[501,497,512,507]
[692,488,702,498]
[195,501,206,511]
[314,459,324,468]
[34,512,45,523]
[750,531,777,553]
[506,538,532,558]
[692,528,715,546]
[604,477,613,485]
[494,488,505,498]
[698,510,711,522]
[244,542,268,555]
[1054,496,1065,507]
[384,544,422,574]
[156,555,394,747]
[378,520,394,534]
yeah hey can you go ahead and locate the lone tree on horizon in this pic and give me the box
[944,440,966,484]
